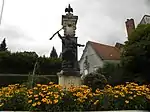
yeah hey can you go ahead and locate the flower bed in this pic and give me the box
[0,82,149,111]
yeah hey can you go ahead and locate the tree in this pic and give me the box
[96,62,124,86]
[121,24,150,83]
[50,46,58,58]
[0,38,7,51]
[0,51,62,75]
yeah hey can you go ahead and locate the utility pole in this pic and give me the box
[0,0,5,26]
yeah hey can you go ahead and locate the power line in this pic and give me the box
[0,0,5,26]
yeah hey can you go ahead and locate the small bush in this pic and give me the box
[83,72,107,91]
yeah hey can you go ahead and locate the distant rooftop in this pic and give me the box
[139,15,150,24]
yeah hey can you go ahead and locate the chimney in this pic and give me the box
[125,19,135,38]
[115,42,123,50]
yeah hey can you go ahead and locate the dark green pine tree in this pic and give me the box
[0,38,7,51]
[50,46,58,58]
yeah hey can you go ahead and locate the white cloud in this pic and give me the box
[0,0,149,59]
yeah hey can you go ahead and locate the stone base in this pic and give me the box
[57,70,81,89]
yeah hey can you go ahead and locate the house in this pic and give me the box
[79,41,121,76]
[139,15,150,24]
[125,15,150,37]
[79,15,150,77]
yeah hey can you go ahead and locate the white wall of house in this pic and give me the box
[79,44,104,75]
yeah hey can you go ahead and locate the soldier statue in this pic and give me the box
[50,4,84,75]
[57,31,84,71]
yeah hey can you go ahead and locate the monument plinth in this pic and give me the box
[50,4,84,89]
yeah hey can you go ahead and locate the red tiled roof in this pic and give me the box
[89,41,121,60]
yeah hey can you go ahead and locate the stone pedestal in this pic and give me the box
[57,70,81,89]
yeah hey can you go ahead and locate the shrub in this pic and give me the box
[83,72,107,91]
[0,84,28,111]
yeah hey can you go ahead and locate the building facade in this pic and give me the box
[79,41,121,77]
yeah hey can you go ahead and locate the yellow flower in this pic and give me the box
[28,100,32,103]
[37,84,41,87]
[61,93,64,96]
[41,98,47,103]
[94,100,99,105]
[137,93,141,96]
[49,82,54,85]
[96,89,100,93]
[120,92,125,97]
[145,88,149,91]
[47,99,52,104]
[89,93,93,97]
[128,91,133,94]
[15,90,19,93]
[129,96,133,100]
[0,103,4,107]
[32,103,37,107]
[53,99,58,104]
[35,98,39,100]
[47,92,52,95]
[28,90,33,95]
[125,100,129,104]
[114,95,118,98]
[40,93,45,97]
[33,87,38,90]
[28,95,32,98]
[46,96,49,98]
[146,95,150,100]
[133,95,137,97]
[37,101,41,105]
[34,94,38,97]
[54,94,59,99]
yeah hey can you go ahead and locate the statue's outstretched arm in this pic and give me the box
[58,32,66,45]
[76,43,85,47]
[58,32,63,40]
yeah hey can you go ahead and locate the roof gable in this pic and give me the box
[89,41,121,60]
[139,15,150,24]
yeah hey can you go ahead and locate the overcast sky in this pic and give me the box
[0,0,150,59]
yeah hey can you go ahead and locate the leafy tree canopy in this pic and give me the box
[96,62,124,86]
[0,51,62,75]
[121,24,150,83]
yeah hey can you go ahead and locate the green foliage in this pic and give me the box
[0,51,38,74]
[96,62,124,86]
[0,83,149,111]
[50,46,58,58]
[37,57,61,75]
[83,72,107,91]
[0,51,62,75]
[121,24,150,83]
[0,75,58,87]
